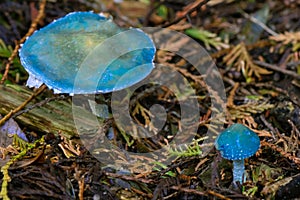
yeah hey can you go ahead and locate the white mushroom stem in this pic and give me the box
[26,74,44,88]
[232,159,245,183]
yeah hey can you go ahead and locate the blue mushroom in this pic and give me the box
[215,123,260,184]
[19,12,156,94]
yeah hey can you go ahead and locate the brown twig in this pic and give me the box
[225,83,239,124]
[206,190,232,200]
[227,83,239,108]
[169,186,232,200]
[12,95,67,118]
[131,187,153,199]
[259,115,277,140]
[170,186,207,196]
[254,60,300,80]
[0,85,46,127]
[0,0,47,84]
[161,0,210,28]
[78,177,84,200]
[261,140,300,166]
[104,171,154,184]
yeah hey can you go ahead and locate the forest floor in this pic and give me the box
[0,0,300,199]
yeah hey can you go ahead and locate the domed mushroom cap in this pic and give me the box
[215,123,260,160]
[19,12,156,94]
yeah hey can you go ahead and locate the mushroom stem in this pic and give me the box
[232,159,245,183]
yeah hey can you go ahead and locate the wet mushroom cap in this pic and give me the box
[19,12,156,94]
[215,123,260,160]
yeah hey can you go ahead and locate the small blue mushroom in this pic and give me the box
[215,123,260,184]
[19,12,155,94]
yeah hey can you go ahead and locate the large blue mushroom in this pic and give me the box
[19,12,156,94]
[215,123,260,184]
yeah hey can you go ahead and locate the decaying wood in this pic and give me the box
[0,85,94,138]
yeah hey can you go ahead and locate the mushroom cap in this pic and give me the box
[19,12,155,94]
[215,123,260,160]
